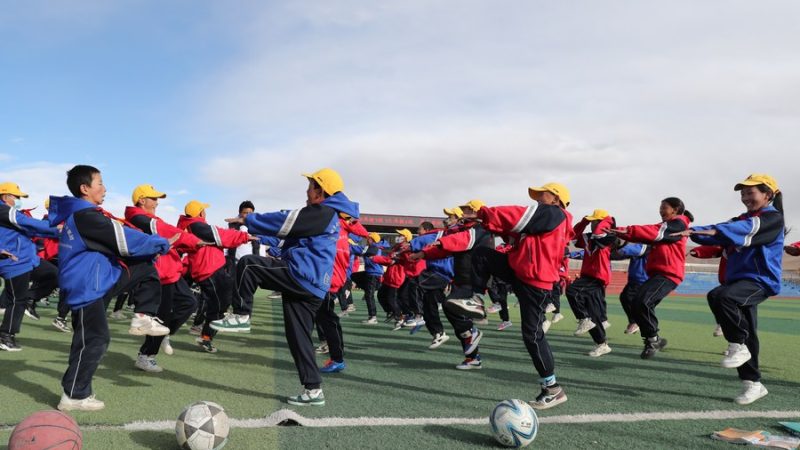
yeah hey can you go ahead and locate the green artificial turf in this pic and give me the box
[1,293,798,449]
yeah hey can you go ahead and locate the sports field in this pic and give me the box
[1,293,798,449]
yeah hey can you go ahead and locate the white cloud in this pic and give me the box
[178,1,800,234]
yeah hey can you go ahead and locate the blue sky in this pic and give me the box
[2,1,800,232]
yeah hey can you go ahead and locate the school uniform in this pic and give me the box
[691,205,784,382]
[617,215,690,340]
[126,206,201,356]
[0,203,59,346]
[612,243,649,324]
[350,243,384,318]
[566,217,616,345]
[410,229,453,336]
[235,192,355,390]
[49,196,170,400]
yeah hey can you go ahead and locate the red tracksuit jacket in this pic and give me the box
[619,215,690,285]
[690,244,727,284]
[176,215,250,282]
[125,206,201,284]
[477,204,573,290]
[573,216,616,286]
[330,219,369,293]
[373,243,408,289]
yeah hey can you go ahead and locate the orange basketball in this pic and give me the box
[8,410,82,450]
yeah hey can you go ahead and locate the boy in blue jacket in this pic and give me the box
[350,232,385,324]
[225,168,351,406]
[0,182,60,351]
[52,165,172,411]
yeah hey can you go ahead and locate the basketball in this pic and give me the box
[8,410,82,450]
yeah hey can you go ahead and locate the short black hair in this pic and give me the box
[419,221,434,231]
[239,200,255,212]
[66,165,101,198]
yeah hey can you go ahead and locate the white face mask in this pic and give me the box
[13,198,23,209]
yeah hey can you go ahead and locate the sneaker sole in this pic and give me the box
[287,399,325,406]
[57,403,105,412]
[209,325,251,333]
[0,344,22,352]
[721,356,752,369]
[530,394,568,410]
[455,364,482,370]
[444,301,486,319]
[589,348,612,357]
[128,328,170,337]
[735,389,768,405]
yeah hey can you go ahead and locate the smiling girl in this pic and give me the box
[679,174,784,405]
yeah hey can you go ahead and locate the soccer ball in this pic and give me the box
[175,401,230,450]
[490,399,539,448]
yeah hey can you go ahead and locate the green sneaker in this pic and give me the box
[287,389,325,406]
[210,313,251,333]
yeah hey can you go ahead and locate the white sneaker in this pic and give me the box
[429,332,450,349]
[734,380,768,405]
[722,343,752,368]
[58,393,105,411]
[624,323,640,334]
[713,324,724,337]
[545,303,556,313]
[129,314,170,336]
[0,307,5,316]
[161,336,174,355]
[135,354,163,373]
[541,319,552,334]
[602,320,611,330]
[109,310,126,320]
[551,313,564,324]
[574,318,596,336]
[588,342,612,357]
[362,316,378,325]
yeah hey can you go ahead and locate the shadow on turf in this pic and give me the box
[129,430,176,449]
[424,425,497,447]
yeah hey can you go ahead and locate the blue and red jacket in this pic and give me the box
[0,203,58,279]
[613,243,649,285]
[352,244,385,277]
[244,192,357,299]
[48,196,170,309]
[411,229,453,281]
[690,205,784,296]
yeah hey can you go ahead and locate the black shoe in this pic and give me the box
[24,303,40,321]
[641,336,668,359]
[0,332,22,352]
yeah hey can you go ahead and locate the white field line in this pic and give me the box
[6,409,792,432]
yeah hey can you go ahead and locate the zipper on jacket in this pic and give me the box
[95,264,100,291]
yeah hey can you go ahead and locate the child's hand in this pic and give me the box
[784,245,800,257]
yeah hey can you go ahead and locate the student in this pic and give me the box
[612,241,649,334]
[459,184,573,409]
[395,229,426,328]
[412,200,494,369]
[126,184,205,371]
[35,197,73,333]
[410,221,453,342]
[566,209,616,357]
[350,232,384,324]
[316,210,367,374]
[372,234,410,330]
[681,174,784,405]
[0,182,60,351]
[228,168,353,406]
[609,197,692,359]
[486,242,513,331]
[53,165,171,411]
[177,201,253,352]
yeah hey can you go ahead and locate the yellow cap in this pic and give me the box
[131,184,166,205]
[584,209,610,221]
[301,168,344,196]
[443,206,463,218]
[369,232,381,243]
[459,199,485,212]
[0,182,29,198]
[734,173,780,193]
[529,182,571,207]
[396,229,413,242]
[184,200,210,218]
[44,198,50,209]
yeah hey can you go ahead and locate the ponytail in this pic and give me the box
[683,210,694,223]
